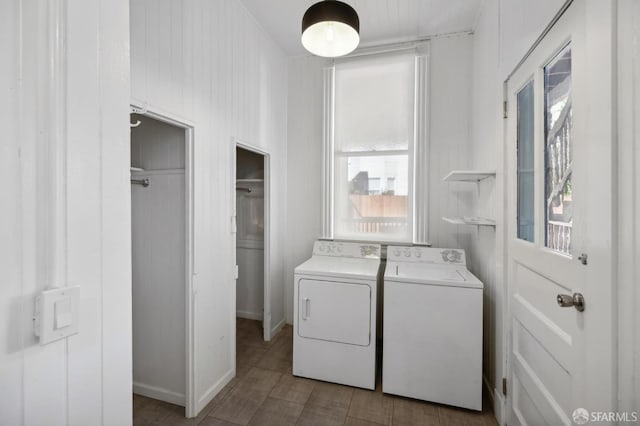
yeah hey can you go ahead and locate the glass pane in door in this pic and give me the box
[544,44,572,255]
[517,81,535,242]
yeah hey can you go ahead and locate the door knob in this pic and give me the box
[556,293,585,312]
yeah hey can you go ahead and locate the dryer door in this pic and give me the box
[298,279,371,346]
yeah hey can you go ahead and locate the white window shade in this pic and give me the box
[334,54,415,153]
[322,45,430,244]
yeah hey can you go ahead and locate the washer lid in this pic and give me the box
[295,256,380,280]
[384,262,483,289]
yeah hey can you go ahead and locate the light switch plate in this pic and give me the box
[35,285,80,345]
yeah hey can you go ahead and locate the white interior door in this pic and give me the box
[505,1,615,424]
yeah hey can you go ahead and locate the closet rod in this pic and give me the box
[131,178,150,187]
[236,187,252,193]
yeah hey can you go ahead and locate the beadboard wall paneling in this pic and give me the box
[0,2,24,425]
[427,35,474,253]
[468,0,502,417]
[0,0,131,425]
[130,0,288,411]
[284,35,474,323]
[284,55,326,323]
[467,1,568,423]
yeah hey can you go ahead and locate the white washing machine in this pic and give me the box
[293,240,381,390]
[383,246,483,411]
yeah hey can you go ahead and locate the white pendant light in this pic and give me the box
[301,0,360,58]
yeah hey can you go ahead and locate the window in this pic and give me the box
[323,48,429,243]
[544,44,572,255]
[517,80,535,242]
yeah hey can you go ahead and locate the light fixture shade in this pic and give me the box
[301,1,360,58]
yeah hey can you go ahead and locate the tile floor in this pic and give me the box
[133,319,498,426]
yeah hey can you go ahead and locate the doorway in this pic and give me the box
[232,141,271,344]
[504,1,614,424]
[130,107,195,417]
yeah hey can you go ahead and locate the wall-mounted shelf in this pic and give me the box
[442,170,496,182]
[442,216,496,227]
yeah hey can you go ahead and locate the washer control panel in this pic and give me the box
[313,241,381,259]
[387,246,466,265]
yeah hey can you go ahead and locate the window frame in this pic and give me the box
[321,44,430,244]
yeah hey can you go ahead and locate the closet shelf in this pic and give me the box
[443,170,496,182]
[236,178,264,183]
[130,166,145,172]
[442,216,496,227]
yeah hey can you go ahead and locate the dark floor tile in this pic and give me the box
[133,399,173,425]
[198,417,241,426]
[343,417,382,426]
[296,403,348,426]
[235,367,282,393]
[237,343,269,370]
[256,349,293,374]
[247,397,304,426]
[133,394,156,411]
[134,321,494,426]
[269,373,316,405]
[183,386,234,424]
[392,398,440,426]
[210,387,270,426]
[306,382,354,412]
[148,403,195,426]
[438,406,490,426]
[347,388,393,425]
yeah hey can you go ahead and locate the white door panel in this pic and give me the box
[505,1,614,424]
[297,279,371,346]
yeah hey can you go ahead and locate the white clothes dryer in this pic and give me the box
[383,246,483,411]
[293,241,381,390]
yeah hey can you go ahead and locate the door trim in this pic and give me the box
[129,102,197,418]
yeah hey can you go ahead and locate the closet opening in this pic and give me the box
[233,142,271,348]
[130,108,195,417]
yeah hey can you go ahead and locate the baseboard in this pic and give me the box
[133,381,185,406]
[483,376,505,425]
[271,317,286,338]
[196,369,235,414]
[236,310,263,321]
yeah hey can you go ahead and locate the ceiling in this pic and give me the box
[240,0,484,56]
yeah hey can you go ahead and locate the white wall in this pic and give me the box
[0,0,131,424]
[130,0,288,412]
[284,35,474,323]
[466,0,504,418]
[284,55,326,324]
